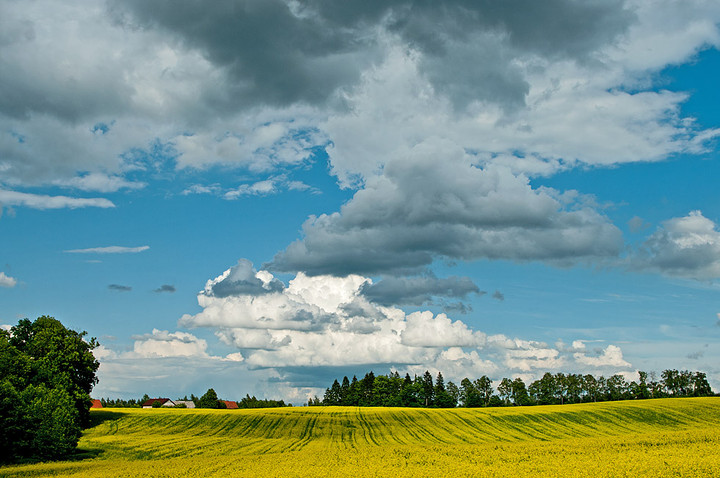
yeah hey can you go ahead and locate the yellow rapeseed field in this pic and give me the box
[2,397,719,477]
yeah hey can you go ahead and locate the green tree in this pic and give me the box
[7,316,99,426]
[346,376,360,406]
[529,373,558,405]
[633,371,651,399]
[359,372,376,406]
[400,376,421,407]
[0,317,99,463]
[511,377,530,406]
[421,371,435,407]
[459,378,480,407]
[606,374,628,401]
[434,372,455,408]
[340,376,350,405]
[323,379,342,405]
[583,374,599,402]
[691,372,713,396]
[497,378,513,406]
[475,376,494,407]
[446,381,459,406]
[198,388,224,409]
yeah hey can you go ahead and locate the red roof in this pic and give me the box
[90,399,102,408]
[142,398,173,407]
[223,400,239,409]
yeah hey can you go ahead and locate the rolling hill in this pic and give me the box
[3,397,719,477]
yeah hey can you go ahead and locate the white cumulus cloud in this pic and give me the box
[0,272,17,288]
[635,211,720,280]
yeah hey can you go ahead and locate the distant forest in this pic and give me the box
[312,369,715,408]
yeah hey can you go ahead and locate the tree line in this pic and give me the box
[313,369,715,408]
[99,389,289,409]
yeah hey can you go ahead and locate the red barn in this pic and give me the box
[142,398,176,408]
[90,399,103,409]
[223,400,239,409]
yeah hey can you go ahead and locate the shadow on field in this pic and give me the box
[87,409,127,427]
[59,409,130,462]
[66,447,105,461]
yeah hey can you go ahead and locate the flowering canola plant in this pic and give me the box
[2,397,719,477]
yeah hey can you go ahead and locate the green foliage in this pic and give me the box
[237,394,288,408]
[198,388,225,409]
[99,397,141,408]
[6,316,100,426]
[317,368,713,409]
[0,316,99,463]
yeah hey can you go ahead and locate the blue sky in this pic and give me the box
[1,0,720,403]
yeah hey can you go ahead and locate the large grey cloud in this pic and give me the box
[270,139,623,275]
[0,0,713,193]
[114,0,632,110]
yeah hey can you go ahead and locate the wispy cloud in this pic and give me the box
[0,190,115,210]
[65,246,150,254]
[108,284,132,292]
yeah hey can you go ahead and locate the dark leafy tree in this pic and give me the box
[565,374,583,404]
[691,372,713,396]
[555,373,568,405]
[529,373,558,405]
[497,378,513,406]
[606,374,628,401]
[583,374,599,403]
[634,371,651,399]
[511,378,531,406]
[400,377,422,407]
[198,388,225,409]
[459,378,480,407]
[0,316,99,463]
[237,394,287,408]
[475,376,494,407]
[7,316,99,426]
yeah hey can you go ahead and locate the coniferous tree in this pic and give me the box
[421,371,434,407]
[347,376,360,406]
[359,372,375,406]
[340,376,350,405]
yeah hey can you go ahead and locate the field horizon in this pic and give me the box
[3,397,720,477]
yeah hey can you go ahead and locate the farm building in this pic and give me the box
[90,399,103,409]
[174,400,196,408]
[223,400,239,409]
[142,398,176,408]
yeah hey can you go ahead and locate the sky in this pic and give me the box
[1,0,720,403]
